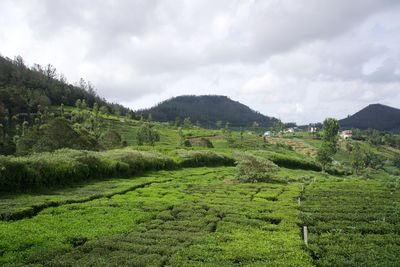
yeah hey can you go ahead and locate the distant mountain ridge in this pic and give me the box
[339,104,400,131]
[140,95,277,128]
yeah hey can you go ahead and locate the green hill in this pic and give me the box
[140,95,277,128]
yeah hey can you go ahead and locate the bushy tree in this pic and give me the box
[351,143,365,175]
[136,123,160,146]
[365,151,384,170]
[183,117,192,128]
[99,130,123,149]
[316,118,339,172]
[99,106,109,115]
[235,153,279,183]
[321,118,340,154]
[199,137,214,148]
[316,143,333,173]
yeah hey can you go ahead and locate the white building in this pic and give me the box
[340,130,353,140]
[263,131,271,137]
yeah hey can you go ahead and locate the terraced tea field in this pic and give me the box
[301,178,400,266]
[0,167,313,266]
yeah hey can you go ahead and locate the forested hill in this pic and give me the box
[0,55,130,117]
[140,95,277,128]
[339,104,400,131]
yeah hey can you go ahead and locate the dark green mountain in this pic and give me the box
[140,95,277,128]
[339,104,400,131]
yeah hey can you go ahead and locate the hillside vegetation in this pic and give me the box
[140,95,277,128]
[1,56,400,266]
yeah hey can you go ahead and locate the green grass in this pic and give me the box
[0,167,313,266]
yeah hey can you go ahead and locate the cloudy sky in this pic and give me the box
[1,0,400,124]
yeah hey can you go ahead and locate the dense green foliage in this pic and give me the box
[301,177,400,266]
[136,123,160,146]
[0,55,132,154]
[254,151,321,172]
[0,148,238,193]
[0,149,176,192]
[16,118,95,154]
[176,150,234,167]
[339,103,400,131]
[198,137,214,148]
[0,168,313,266]
[140,95,277,128]
[316,118,339,172]
[235,153,280,182]
[98,130,124,149]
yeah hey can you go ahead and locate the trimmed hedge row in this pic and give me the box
[176,150,235,167]
[0,148,234,192]
[254,151,348,175]
[253,151,321,171]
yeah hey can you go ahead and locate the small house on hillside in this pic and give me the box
[340,130,353,140]
[263,131,271,137]
[309,126,318,133]
[286,128,295,133]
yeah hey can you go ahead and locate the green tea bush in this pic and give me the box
[177,150,234,167]
[0,148,238,192]
[255,151,321,172]
[198,138,214,148]
[0,149,178,192]
[235,153,280,183]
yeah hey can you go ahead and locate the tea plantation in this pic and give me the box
[0,114,399,266]
[0,167,313,266]
[301,177,400,266]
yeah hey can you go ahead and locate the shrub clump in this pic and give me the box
[254,151,321,171]
[235,153,280,183]
[99,130,123,149]
[0,148,178,193]
[198,138,214,148]
[177,150,234,167]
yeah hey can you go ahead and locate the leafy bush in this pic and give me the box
[198,138,214,148]
[254,151,321,172]
[235,153,279,183]
[136,123,160,146]
[183,139,192,147]
[99,130,123,149]
[177,150,234,167]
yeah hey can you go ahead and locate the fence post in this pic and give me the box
[303,226,308,246]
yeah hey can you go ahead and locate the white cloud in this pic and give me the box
[1,0,400,124]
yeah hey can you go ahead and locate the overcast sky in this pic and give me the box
[1,0,400,124]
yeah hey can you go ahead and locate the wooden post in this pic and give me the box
[298,197,301,206]
[303,226,308,246]
[301,184,304,192]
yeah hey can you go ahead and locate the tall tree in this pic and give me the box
[316,118,340,172]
